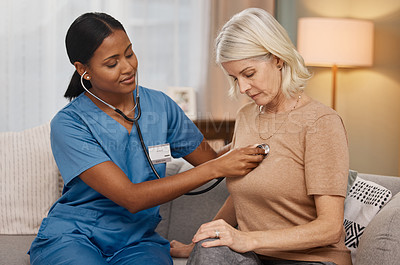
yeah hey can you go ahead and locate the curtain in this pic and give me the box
[0,0,210,132]
[198,0,275,121]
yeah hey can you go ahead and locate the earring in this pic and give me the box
[86,75,90,80]
[80,71,90,91]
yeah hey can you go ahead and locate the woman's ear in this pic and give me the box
[273,56,284,69]
[74,62,87,76]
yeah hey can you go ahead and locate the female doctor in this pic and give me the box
[28,12,265,265]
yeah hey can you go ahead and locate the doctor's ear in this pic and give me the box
[74,62,88,77]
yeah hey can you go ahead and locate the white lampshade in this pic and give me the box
[297,17,374,68]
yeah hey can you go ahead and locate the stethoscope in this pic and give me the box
[80,71,223,195]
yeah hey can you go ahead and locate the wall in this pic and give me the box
[277,0,400,176]
[199,0,274,121]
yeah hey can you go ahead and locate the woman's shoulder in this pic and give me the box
[300,97,340,119]
[299,98,345,131]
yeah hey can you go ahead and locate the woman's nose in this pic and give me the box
[238,80,250,94]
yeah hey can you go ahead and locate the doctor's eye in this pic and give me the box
[106,62,118,68]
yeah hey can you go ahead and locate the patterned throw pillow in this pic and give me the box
[344,176,392,264]
[0,123,61,234]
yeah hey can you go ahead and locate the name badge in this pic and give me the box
[148,143,172,164]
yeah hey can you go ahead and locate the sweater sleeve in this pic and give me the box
[304,113,349,197]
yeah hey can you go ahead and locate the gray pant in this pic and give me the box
[187,239,337,265]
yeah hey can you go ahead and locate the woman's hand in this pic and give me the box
[170,240,195,258]
[191,196,347,253]
[212,145,266,178]
[192,219,256,253]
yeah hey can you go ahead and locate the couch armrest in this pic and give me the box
[358,173,400,195]
[356,192,400,265]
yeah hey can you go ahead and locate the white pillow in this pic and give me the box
[344,176,392,264]
[0,123,61,234]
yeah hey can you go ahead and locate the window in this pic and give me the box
[0,0,209,131]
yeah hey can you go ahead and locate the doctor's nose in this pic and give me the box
[121,58,135,74]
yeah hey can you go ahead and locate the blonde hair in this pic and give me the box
[215,8,311,98]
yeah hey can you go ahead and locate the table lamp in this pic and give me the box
[297,17,374,110]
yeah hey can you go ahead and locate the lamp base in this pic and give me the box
[332,64,337,110]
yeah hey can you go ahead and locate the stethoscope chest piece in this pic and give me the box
[257,143,270,157]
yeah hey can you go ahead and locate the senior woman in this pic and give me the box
[171,8,351,265]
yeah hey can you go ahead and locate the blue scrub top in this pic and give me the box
[38,86,203,256]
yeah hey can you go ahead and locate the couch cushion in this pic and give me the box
[0,123,61,234]
[160,158,230,243]
[0,235,35,264]
[166,178,229,244]
[344,176,392,264]
[156,158,189,239]
[0,234,188,265]
[347,170,358,195]
[173,258,188,265]
[356,192,400,265]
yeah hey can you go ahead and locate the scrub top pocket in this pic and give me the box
[37,203,99,239]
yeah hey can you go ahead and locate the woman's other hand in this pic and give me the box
[170,240,195,258]
[192,219,255,253]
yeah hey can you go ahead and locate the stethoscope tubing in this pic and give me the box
[79,71,223,195]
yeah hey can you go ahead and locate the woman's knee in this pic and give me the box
[187,239,229,265]
[187,239,261,265]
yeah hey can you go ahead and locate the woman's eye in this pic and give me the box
[245,72,255,78]
[126,53,134,58]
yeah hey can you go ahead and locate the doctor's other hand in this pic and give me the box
[212,145,265,178]
[170,240,194,258]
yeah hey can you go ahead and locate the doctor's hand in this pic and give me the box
[170,240,194,258]
[192,219,255,253]
[212,145,265,178]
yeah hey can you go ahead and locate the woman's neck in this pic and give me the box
[261,91,294,114]
[260,90,308,115]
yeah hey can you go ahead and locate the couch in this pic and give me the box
[1,123,400,265]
